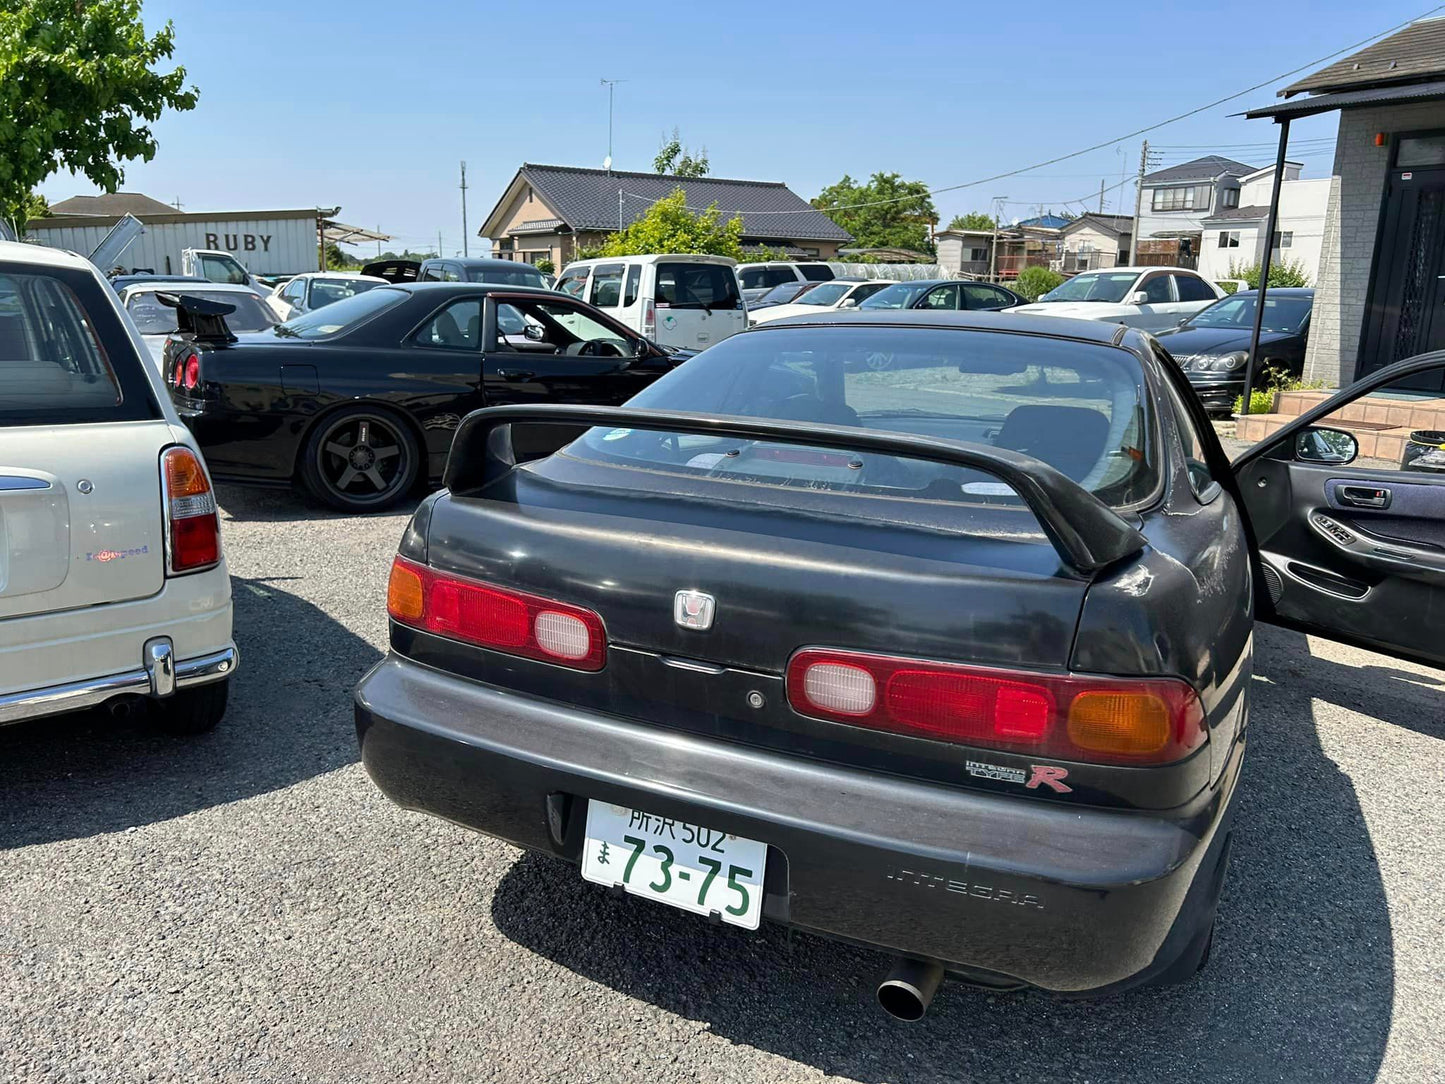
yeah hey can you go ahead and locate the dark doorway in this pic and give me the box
[1359,130,1445,389]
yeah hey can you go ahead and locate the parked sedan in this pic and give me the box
[749,279,895,325]
[1155,288,1313,416]
[120,281,278,372]
[355,306,1445,1014]
[1,241,236,735]
[1004,266,1224,330]
[746,279,823,312]
[162,283,681,511]
[859,279,1023,312]
[267,271,389,321]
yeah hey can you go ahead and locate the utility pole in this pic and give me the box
[1132,140,1150,264]
[1099,179,1105,214]
[988,194,1007,282]
[376,226,382,259]
[459,161,469,258]
[437,230,443,259]
[618,189,624,232]
[172,196,183,211]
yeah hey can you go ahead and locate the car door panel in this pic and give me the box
[1233,352,1445,667]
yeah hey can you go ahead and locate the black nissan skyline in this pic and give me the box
[161,283,683,511]
[352,308,1445,1015]
[1155,288,1313,416]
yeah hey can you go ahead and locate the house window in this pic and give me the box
[1151,185,1212,212]
[967,247,988,262]
[1272,231,1293,249]
[1223,189,1239,208]
[1217,231,1240,249]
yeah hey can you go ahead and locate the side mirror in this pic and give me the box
[839,298,858,309]
[523,324,545,342]
[1295,427,1358,465]
[1130,291,1150,305]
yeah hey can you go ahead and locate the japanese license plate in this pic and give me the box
[580,802,767,930]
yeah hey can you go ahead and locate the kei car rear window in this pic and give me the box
[0,268,159,426]
[656,263,741,310]
[567,325,1157,509]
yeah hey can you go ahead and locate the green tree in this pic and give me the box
[0,0,198,232]
[323,242,360,270]
[1012,266,1065,302]
[595,187,743,259]
[1225,257,1312,289]
[812,172,937,253]
[947,211,997,231]
[535,257,555,275]
[653,128,709,178]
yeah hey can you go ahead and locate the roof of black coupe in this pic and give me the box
[753,308,1130,345]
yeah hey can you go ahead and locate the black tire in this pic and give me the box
[298,406,420,512]
[151,679,229,735]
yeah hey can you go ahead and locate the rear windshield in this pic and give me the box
[566,325,1156,508]
[128,289,275,333]
[276,287,407,339]
[656,263,741,310]
[797,264,835,281]
[858,282,929,310]
[0,268,158,426]
[739,266,796,291]
[466,265,548,287]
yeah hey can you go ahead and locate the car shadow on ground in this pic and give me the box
[0,575,377,850]
[214,483,425,524]
[491,622,1393,1084]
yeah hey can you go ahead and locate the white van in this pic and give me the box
[556,255,747,352]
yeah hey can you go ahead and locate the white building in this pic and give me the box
[1196,163,1330,285]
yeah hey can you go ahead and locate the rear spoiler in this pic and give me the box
[361,259,421,283]
[443,405,1147,576]
[156,292,237,344]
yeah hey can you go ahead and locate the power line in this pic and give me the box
[622,4,1443,219]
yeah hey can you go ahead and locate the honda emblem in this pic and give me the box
[673,589,716,631]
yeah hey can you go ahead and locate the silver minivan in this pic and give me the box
[556,255,747,352]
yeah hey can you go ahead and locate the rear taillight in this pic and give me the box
[641,298,656,338]
[161,446,220,574]
[786,648,1206,766]
[174,350,200,390]
[387,556,607,671]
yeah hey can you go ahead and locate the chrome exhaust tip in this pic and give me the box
[877,958,944,1021]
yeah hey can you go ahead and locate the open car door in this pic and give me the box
[1233,351,1445,668]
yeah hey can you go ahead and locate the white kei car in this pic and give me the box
[1004,266,1226,332]
[0,241,237,734]
[748,279,897,325]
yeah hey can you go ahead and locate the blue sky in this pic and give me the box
[37,1,1435,256]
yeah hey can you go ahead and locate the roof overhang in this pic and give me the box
[321,220,390,245]
[1241,78,1445,120]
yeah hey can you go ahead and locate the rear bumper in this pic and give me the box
[355,655,1241,994]
[0,643,237,726]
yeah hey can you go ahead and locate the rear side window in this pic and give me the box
[655,263,741,310]
[623,265,641,306]
[1172,274,1216,303]
[588,263,625,308]
[0,268,158,426]
[466,265,548,287]
[797,264,834,281]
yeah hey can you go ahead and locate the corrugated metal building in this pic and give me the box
[27,195,320,275]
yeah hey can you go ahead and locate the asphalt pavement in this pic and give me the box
[1,483,1441,1083]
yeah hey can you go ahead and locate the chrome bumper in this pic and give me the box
[0,640,237,726]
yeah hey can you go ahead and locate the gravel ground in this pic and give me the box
[2,483,1442,1084]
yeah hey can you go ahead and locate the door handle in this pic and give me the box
[1339,485,1391,509]
[497,369,535,382]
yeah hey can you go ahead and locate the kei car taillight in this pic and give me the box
[161,446,220,574]
[786,648,1206,766]
[387,556,607,671]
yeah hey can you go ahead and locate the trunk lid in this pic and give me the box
[0,421,171,621]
